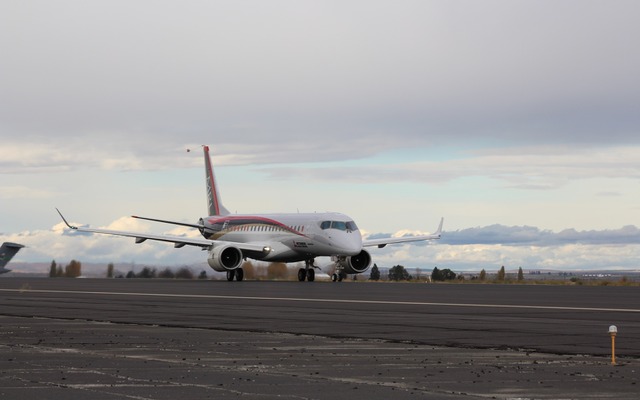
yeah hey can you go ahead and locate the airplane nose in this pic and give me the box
[339,232,362,255]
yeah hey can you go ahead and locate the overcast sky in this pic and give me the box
[2,1,640,272]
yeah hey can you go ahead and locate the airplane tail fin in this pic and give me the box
[0,242,25,269]
[203,145,230,216]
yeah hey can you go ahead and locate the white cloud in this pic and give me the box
[0,185,56,200]
[258,145,640,189]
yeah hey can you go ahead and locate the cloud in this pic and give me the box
[0,185,56,200]
[2,1,640,171]
[258,145,640,189]
[366,224,640,247]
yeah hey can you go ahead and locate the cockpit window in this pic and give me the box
[320,220,359,231]
[331,221,347,231]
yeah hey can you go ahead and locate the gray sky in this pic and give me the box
[2,1,640,271]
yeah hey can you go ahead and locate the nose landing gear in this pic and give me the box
[331,271,347,282]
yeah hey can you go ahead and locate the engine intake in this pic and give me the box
[208,245,243,272]
[337,249,372,274]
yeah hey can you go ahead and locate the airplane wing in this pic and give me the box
[363,217,443,249]
[56,209,270,253]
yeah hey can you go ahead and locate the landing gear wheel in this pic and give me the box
[338,273,344,282]
[331,273,338,282]
[298,268,307,282]
[226,270,236,282]
[307,268,315,282]
[236,268,244,282]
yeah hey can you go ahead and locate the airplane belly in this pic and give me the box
[259,240,317,263]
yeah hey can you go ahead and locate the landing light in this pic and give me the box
[263,246,272,253]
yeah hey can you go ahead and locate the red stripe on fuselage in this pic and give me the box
[206,215,308,237]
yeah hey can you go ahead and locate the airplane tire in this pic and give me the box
[331,273,338,282]
[307,269,315,282]
[226,270,235,282]
[236,268,244,282]
[298,268,307,282]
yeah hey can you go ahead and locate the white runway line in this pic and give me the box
[2,288,640,313]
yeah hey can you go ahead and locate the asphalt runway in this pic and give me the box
[1,278,638,399]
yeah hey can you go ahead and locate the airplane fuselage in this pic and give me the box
[199,212,363,263]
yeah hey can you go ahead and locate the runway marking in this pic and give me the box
[2,288,640,313]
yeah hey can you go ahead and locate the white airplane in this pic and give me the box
[0,242,25,274]
[58,146,443,282]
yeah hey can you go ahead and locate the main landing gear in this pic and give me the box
[226,268,244,282]
[297,260,317,282]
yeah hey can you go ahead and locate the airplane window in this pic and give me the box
[320,221,331,230]
[331,221,347,231]
[346,221,358,231]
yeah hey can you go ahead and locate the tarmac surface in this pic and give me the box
[0,278,638,399]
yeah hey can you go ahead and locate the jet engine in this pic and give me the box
[207,244,243,272]
[335,249,372,274]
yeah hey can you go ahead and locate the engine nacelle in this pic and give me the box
[207,244,243,272]
[336,249,372,274]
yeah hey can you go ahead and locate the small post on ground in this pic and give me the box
[608,325,618,365]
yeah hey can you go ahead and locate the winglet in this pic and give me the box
[434,217,444,238]
[56,208,77,230]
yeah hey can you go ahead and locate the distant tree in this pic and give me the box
[126,271,135,278]
[517,267,524,281]
[64,260,82,278]
[369,264,381,281]
[432,267,457,281]
[49,260,57,278]
[107,263,115,278]
[56,264,64,277]
[198,270,208,280]
[497,266,506,281]
[267,263,289,280]
[479,269,487,281]
[158,268,175,279]
[389,265,412,281]
[431,267,443,281]
[137,267,156,279]
[175,267,194,280]
[241,261,256,280]
[440,269,457,281]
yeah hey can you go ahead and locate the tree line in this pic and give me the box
[368,264,459,282]
[48,260,82,278]
[46,259,520,283]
